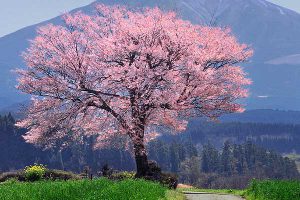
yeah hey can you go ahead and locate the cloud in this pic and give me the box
[257,95,269,98]
[265,54,300,65]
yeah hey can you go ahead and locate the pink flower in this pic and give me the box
[16,4,252,157]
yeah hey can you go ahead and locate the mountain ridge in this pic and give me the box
[1,0,300,110]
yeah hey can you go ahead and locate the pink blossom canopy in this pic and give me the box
[16,5,252,149]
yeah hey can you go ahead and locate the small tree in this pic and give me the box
[16,4,252,177]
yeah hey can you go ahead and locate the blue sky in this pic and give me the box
[0,0,94,37]
[269,0,300,12]
[0,0,300,37]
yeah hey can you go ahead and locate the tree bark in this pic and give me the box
[133,137,149,177]
[58,150,65,171]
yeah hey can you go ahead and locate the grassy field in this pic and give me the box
[0,178,184,200]
[246,180,300,200]
[1,177,299,200]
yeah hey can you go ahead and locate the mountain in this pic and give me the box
[1,0,300,110]
[221,109,300,124]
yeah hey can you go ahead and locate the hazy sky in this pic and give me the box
[269,0,300,12]
[0,0,300,37]
[0,0,95,37]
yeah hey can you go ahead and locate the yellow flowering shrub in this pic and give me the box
[24,164,47,182]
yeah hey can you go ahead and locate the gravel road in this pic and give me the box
[184,192,244,200]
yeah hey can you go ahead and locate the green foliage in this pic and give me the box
[247,180,300,200]
[0,169,80,183]
[201,142,219,173]
[44,169,81,181]
[159,172,178,189]
[200,141,299,179]
[0,171,25,182]
[163,190,186,200]
[24,164,46,182]
[110,171,136,180]
[179,141,299,189]
[148,140,198,173]
[0,178,181,200]
[179,156,201,184]
[1,178,19,185]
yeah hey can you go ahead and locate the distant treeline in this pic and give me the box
[0,114,134,172]
[0,114,299,189]
[0,114,194,173]
[201,141,298,178]
[193,141,299,188]
[176,119,300,153]
[0,113,195,173]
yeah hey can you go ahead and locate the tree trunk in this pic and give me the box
[58,150,65,170]
[133,137,149,177]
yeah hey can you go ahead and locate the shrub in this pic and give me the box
[148,160,162,176]
[110,171,136,180]
[142,160,178,189]
[160,172,178,189]
[44,169,81,181]
[24,164,46,182]
[1,178,19,185]
[0,171,25,183]
[144,172,178,189]
[101,164,113,177]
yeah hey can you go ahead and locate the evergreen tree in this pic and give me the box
[201,142,219,173]
[220,141,235,175]
[169,143,180,173]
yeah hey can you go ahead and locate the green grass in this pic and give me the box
[0,178,184,200]
[246,180,300,200]
[3,177,299,200]
[164,190,186,200]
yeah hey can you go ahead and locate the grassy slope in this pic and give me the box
[0,178,185,200]
[246,180,300,200]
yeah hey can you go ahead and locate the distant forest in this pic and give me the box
[180,141,299,188]
[0,114,299,188]
[179,119,300,153]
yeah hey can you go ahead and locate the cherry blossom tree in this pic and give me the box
[16,4,252,177]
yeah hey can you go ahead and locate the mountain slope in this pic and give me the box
[0,0,300,109]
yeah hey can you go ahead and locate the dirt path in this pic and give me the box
[184,192,244,200]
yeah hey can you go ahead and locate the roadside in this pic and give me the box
[177,185,246,200]
[184,192,244,200]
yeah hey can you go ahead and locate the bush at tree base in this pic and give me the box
[143,160,178,189]
[102,161,178,189]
